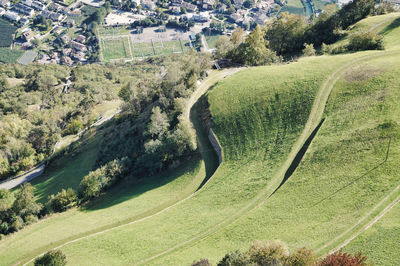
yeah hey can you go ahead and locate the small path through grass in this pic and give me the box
[138,50,400,264]
[20,68,241,266]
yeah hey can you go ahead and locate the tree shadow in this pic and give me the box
[81,156,202,212]
[380,17,400,35]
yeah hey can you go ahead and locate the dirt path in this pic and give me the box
[137,51,400,264]
[328,186,400,254]
[20,68,241,266]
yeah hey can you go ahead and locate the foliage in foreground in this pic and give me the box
[0,184,41,236]
[191,241,368,266]
[34,250,66,266]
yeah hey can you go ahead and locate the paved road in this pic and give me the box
[0,110,121,191]
[0,164,45,190]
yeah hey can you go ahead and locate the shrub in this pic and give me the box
[24,214,39,225]
[217,250,250,266]
[10,216,24,232]
[47,188,78,212]
[317,250,368,266]
[78,170,103,200]
[348,31,384,51]
[191,258,212,266]
[248,240,288,265]
[286,247,317,266]
[0,221,9,234]
[34,250,67,266]
[302,43,316,56]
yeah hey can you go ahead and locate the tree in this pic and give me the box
[265,12,307,55]
[302,43,316,56]
[47,188,77,212]
[34,250,67,266]
[243,0,254,8]
[234,25,278,66]
[78,171,103,200]
[119,83,133,102]
[230,27,245,46]
[148,106,169,138]
[317,250,368,266]
[12,183,41,219]
[215,35,234,59]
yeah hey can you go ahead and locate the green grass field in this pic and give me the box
[344,203,400,265]
[280,0,305,15]
[0,18,16,47]
[101,37,132,61]
[0,47,24,63]
[1,13,400,266]
[204,34,220,49]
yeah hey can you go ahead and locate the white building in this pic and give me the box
[3,10,20,21]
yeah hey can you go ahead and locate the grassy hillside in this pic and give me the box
[1,13,400,266]
[344,203,400,265]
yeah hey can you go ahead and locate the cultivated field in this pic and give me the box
[1,13,400,266]
[0,18,16,47]
[0,47,24,63]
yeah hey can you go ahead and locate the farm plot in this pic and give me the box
[101,37,132,61]
[17,50,37,65]
[0,47,24,63]
[132,39,191,58]
[131,41,155,57]
[0,18,17,47]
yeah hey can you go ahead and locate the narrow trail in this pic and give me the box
[20,68,241,266]
[138,50,400,265]
[20,50,400,265]
[328,185,400,254]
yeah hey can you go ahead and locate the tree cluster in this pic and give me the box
[192,240,368,266]
[215,0,379,63]
[0,62,159,181]
[0,184,42,237]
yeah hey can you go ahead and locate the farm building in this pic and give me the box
[197,0,214,9]
[0,7,4,15]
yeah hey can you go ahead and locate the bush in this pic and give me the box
[217,250,250,266]
[248,240,288,265]
[47,188,78,212]
[10,216,24,232]
[302,43,316,56]
[317,250,367,266]
[34,250,67,266]
[348,31,384,51]
[286,247,317,265]
[78,170,103,200]
[191,258,212,266]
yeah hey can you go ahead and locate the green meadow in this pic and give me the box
[0,13,400,266]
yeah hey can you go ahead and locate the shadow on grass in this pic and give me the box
[380,17,400,35]
[81,157,202,212]
[270,118,325,197]
[82,94,220,211]
[192,95,219,190]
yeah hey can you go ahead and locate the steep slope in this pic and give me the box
[1,13,400,266]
